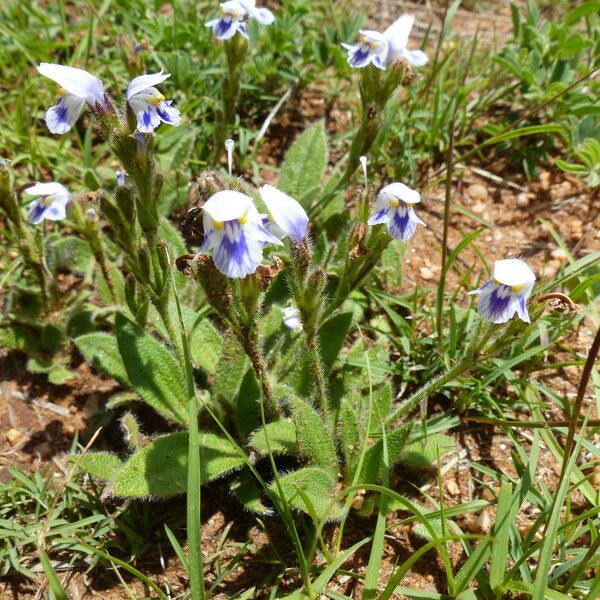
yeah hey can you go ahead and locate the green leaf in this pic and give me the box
[278,121,328,205]
[112,432,244,497]
[249,419,297,456]
[115,313,187,423]
[75,451,123,480]
[269,467,340,521]
[398,433,455,468]
[359,422,413,484]
[320,312,353,372]
[75,332,131,387]
[340,398,360,476]
[566,2,600,25]
[214,333,249,407]
[48,366,76,385]
[45,235,93,276]
[235,368,261,439]
[290,396,337,475]
[189,318,222,374]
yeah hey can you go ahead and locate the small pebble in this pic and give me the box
[446,479,460,496]
[472,202,486,214]
[419,267,434,280]
[516,193,529,208]
[551,248,567,260]
[467,183,488,201]
[6,428,22,446]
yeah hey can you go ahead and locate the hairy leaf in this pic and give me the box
[214,333,249,407]
[269,467,340,521]
[278,121,328,205]
[75,332,131,386]
[290,396,337,475]
[75,452,123,480]
[115,313,187,423]
[189,318,222,374]
[112,432,244,497]
[249,419,297,456]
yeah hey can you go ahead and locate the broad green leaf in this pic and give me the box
[45,235,93,276]
[115,313,187,423]
[75,332,131,386]
[112,432,244,497]
[340,398,360,477]
[214,333,249,406]
[290,396,337,475]
[320,312,353,372]
[189,318,222,374]
[397,433,456,468]
[278,121,328,205]
[249,419,297,456]
[269,466,340,521]
[75,452,123,480]
[235,368,261,439]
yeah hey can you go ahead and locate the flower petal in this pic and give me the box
[213,222,264,278]
[37,63,104,103]
[384,14,414,56]
[387,204,421,240]
[259,184,308,243]
[368,208,389,226]
[493,258,536,287]
[136,106,162,133]
[126,71,171,100]
[476,283,516,324]
[403,48,428,67]
[203,190,254,223]
[156,101,181,126]
[24,182,69,197]
[380,182,421,204]
[251,6,275,24]
[45,94,85,134]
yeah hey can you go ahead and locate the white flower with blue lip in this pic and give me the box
[126,72,181,133]
[205,0,275,40]
[342,30,388,69]
[259,184,309,243]
[25,182,71,225]
[343,14,427,69]
[469,259,536,324]
[198,190,282,278]
[37,63,105,134]
[368,182,425,241]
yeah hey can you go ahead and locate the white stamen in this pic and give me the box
[225,138,235,176]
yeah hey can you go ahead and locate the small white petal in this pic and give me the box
[403,48,428,67]
[251,6,275,24]
[126,71,171,100]
[24,182,69,197]
[37,63,104,103]
[384,14,414,56]
[156,101,181,126]
[259,184,308,242]
[282,307,302,332]
[493,259,536,287]
[380,182,421,204]
[44,94,85,134]
[203,190,254,222]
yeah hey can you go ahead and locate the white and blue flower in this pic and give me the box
[205,0,275,41]
[198,190,282,278]
[37,63,105,134]
[343,14,428,69]
[259,184,309,243]
[342,30,388,69]
[25,182,71,225]
[126,72,181,134]
[469,259,536,324]
[368,182,425,241]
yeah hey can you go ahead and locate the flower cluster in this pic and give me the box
[343,14,428,70]
[25,182,71,225]
[205,0,275,40]
[197,185,308,278]
[37,63,181,135]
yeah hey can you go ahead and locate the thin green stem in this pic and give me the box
[167,252,205,600]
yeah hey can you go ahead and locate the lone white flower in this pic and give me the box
[205,0,275,41]
[259,184,309,243]
[37,63,105,134]
[469,259,536,324]
[25,182,71,224]
[282,306,302,332]
[126,72,181,133]
[368,182,425,241]
[198,190,282,278]
[342,14,427,69]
